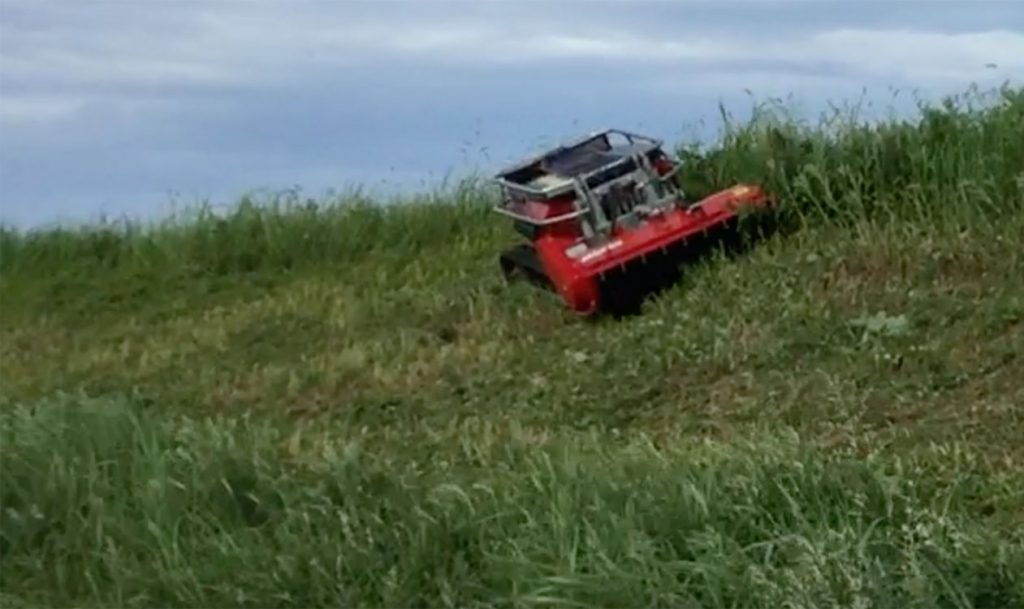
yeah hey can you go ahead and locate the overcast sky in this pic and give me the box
[1,0,1022,229]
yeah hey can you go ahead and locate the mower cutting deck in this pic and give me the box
[492,129,771,315]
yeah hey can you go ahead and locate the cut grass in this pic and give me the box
[1,84,1023,607]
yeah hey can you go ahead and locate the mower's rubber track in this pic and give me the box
[499,244,555,291]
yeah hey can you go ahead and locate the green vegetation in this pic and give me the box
[1,84,1023,607]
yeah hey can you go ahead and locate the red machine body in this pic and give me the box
[493,129,771,315]
[530,184,767,314]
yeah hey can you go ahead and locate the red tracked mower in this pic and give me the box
[492,129,771,316]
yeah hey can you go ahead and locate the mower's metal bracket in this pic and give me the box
[491,204,590,226]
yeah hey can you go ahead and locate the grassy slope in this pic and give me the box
[1,85,1023,608]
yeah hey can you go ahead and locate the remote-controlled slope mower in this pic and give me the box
[492,129,770,315]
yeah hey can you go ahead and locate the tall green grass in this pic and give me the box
[677,84,1024,228]
[2,394,1021,608]
[0,179,499,282]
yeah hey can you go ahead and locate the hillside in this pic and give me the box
[1,85,1023,608]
